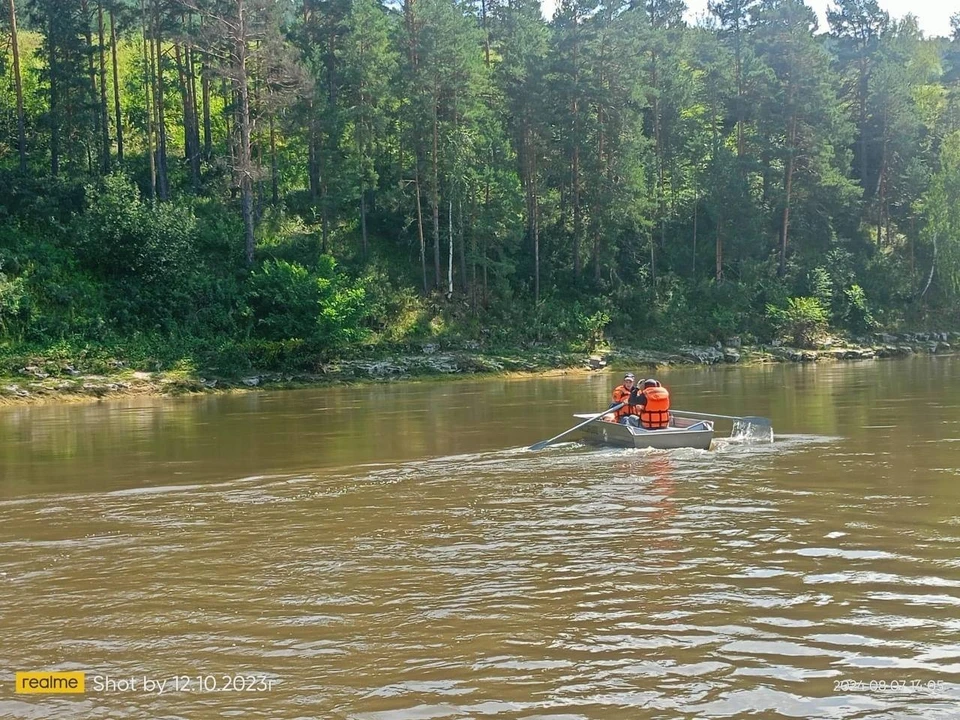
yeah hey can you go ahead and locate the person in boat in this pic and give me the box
[631,378,671,430]
[607,373,643,427]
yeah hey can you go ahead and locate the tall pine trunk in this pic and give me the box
[97,0,110,170]
[186,46,202,171]
[447,198,453,295]
[140,0,155,197]
[715,210,723,282]
[110,8,123,162]
[692,172,698,278]
[269,115,278,205]
[876,106,888,246]
[81,0,100,173]
[415,173,427,294]
[571,24,581,281]
[779,111,798,277]
[651,52,662,283]
[174,42,200,190]
[357,75,368,258]
[8,0,26,172]
[522,124,540,306]
[735,28,744,158]
[201,60,212,159]
[153,25,169,199]
[48,11,59,175]
[234,3,255,265]
[528,143,540,306]
[458,197,465,297]
[431,94,441,290]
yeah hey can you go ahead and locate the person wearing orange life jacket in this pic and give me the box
[632,378,671,429]
[606,373,643,426]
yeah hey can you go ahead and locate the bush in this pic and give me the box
[246,256,370,354]
[0,267,31,339]
[842,284,875,334]
[246,259,319,341]
[77,173,199,330]
[766,296,829,348]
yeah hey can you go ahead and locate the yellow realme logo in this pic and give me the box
[15,672,85,694]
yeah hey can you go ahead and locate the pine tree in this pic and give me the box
[340,0,399,258]
[752,0,856,276]
[495,0,549,302]
[28,0,97,175]
[708,0,757,159]
[184,0,302,263]
[549,0,597,283]
[827,0,888,190]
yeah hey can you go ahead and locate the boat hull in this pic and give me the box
[573,413,714,450]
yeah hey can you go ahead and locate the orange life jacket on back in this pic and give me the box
[640,386,670,429]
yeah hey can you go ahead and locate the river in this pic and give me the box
[1,355,959,718]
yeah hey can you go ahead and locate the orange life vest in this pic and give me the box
[640,386,670,429]
[610,384,634,421]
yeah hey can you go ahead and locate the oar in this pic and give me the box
[671,409,773,440]
[670,409,771,428]
[529,402,626,451]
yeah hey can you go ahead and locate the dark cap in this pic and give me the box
[643,378,659,388]
[623,373,635,381]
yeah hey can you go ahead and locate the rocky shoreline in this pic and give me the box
[0,331,956,406]
[616,330,957,366]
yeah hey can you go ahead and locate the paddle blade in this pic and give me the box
[732,416,774,443]
[528,440,551,451]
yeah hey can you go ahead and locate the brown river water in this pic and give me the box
[1,355,959,719]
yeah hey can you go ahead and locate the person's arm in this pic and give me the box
[630,387,647,408]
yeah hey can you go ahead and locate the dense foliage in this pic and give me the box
[0,0,959,372]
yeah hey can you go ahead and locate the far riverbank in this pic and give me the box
[0,330,956,407]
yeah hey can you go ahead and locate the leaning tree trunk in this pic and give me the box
[779,112,798,278]
[415,172,427,294]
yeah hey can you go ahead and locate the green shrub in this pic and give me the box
[766,296,829,348]
[809,266,833,312]
[315,255,369,348]
[77,173,199,330]
[0,268,31,339]
[247,259,319,341]
[843,284,875,334]
[246,256,370,354]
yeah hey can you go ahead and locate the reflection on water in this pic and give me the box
[1,356,960,718]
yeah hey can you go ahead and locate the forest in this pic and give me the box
[0,0,959,375]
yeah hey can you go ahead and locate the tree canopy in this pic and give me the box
[0,0,958,367]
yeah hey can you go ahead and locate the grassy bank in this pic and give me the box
[1,331,956,407]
